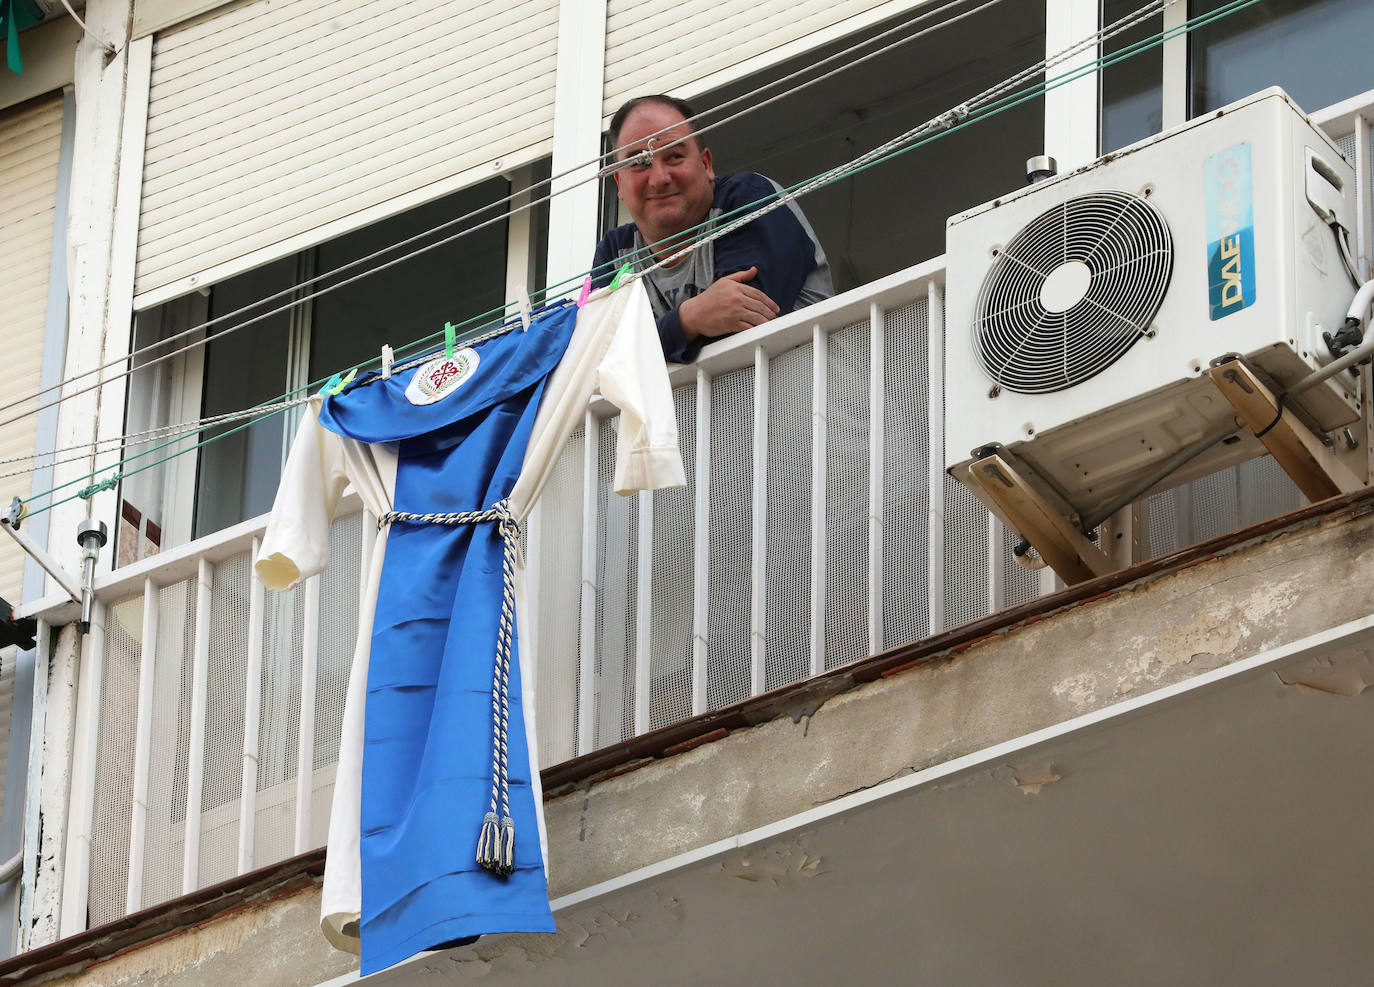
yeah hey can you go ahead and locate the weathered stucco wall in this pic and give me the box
[26,500,1374,986]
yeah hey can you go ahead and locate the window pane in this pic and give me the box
[309,179,510,384]
[1191,0,1374,117]
[1101,0,1163,153]
[698,0,1046,292]
[195,258,295,538]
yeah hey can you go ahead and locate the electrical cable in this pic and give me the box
[14,0,1260,516]
[0,0,1002,427]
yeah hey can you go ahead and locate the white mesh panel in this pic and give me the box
[1236,455,1302,526]
[998,518,1042,608]
[882,300,932,649]
[255,580,303,866]
[707,365,755,706]
[315,514,361,778]
[198,553,250,888]
[649,385,695,729]
[535,428,584,764]
[825,322,870,670]
[943,474,990,629]
[88,596,143,925]
[140,578,196,911]
[595,417,636,746]
[765,344,813,691]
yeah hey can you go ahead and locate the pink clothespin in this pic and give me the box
[577,275,592,308]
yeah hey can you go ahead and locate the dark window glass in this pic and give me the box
[309,178,510,383]
[1191,0,1374,117]
[195,258,295,538]
[190,181,513,538]
[1101,0,1163,153]
[698,1,1047,292]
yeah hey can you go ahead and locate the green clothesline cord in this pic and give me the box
[19,0,1262,518]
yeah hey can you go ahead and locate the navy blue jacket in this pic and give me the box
[592,173,828,363]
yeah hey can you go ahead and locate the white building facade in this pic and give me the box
[0,0,1372,979]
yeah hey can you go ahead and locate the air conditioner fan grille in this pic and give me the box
[973,190,1173,394]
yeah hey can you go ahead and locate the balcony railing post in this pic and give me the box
[633,490,653,735]
[59,601,105,937]
[868,303,886,654]
[125,578,159,913]
[239,537,264,874]
[181,558,212,895]
[577,409,599,754]
[691,370,711,714]
[294,575,320,853]
[751,346,769,695]
[927,281,946,634]
[1356,113,1370,281]
[810,324,828,676]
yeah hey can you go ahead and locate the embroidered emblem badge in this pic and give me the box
[405,349,480,405]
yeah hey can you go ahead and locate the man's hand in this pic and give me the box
[678,268,780,341]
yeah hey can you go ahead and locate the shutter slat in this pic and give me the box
[136,0,559,300]
[0,94,61,603]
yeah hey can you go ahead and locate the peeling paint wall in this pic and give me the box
[26,503,1374,986]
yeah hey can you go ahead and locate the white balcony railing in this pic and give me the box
[51,253,1318,933]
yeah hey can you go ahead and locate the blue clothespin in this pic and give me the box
[319,373,342,397]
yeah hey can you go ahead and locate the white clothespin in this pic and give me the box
[515,284,532,333]
[381,344,395,379]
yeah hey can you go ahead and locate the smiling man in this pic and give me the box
[592,95,833,363]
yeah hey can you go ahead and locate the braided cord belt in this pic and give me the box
[378,499,521,877]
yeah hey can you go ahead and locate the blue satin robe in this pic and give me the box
[317,302,577,974]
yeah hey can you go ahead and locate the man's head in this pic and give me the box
[609,95,715,248]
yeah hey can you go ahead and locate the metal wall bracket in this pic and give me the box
[1207,358,1367,503]
[959,452,1114,586]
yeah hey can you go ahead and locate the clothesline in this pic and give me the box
[12,0,1260,520]
[0,0,1016,433]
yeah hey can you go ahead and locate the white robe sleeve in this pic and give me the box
[597,281,688,495]
[255,397,351,590]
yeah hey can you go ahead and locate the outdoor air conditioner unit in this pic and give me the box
[944,87,1363,539]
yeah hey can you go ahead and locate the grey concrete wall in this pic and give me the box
[31,501,1374,986]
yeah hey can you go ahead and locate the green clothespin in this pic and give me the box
[330,368,357,395]
[444,322,457,359]
[319,373,342,397]
[609,262,633,291]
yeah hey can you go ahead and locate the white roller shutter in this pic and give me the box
[135,0,559,307]
[603,0,930,116]
[0,94,63,605]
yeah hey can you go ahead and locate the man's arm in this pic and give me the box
[710,173,821,317]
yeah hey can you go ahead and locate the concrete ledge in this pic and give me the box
[7,488,1374,984]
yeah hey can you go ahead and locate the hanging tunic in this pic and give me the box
[255,282,684,974]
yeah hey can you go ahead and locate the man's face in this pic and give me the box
[614,103,715,246]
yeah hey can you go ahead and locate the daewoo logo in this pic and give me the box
[1206,143,1256,321]
[1215,158,1245,309]
[405,349,479,405]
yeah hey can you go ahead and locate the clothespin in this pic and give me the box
[515,284,532,333]
[444,322,457,359]
[319,373,342,397]
[331,368,357,394]
[577,275,592,308]
[381,344,395,380]
[609,261,633,291]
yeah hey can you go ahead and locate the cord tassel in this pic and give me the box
[476,811,502,872]
[499,815,516,875]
